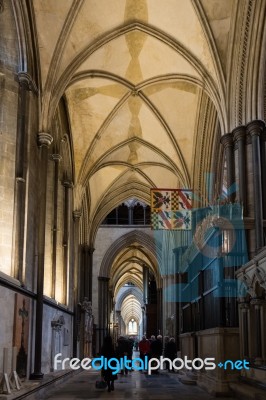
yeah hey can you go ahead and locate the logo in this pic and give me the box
[152,175,248,302]
[54,354,249,374]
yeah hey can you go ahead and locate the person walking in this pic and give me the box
[138,335,150,370]
[150,335,163,373]
[164,337,177,372]
[163,336,170,370]
[116,336,130,375]
[101,336,118,392]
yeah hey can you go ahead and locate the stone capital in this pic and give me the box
[51,154,62,162]
[220,132,234,148]
[63,180,73,188]
[250,298,265,307]
[239,301,250,311]
[261,127,266,141]
[82,244,94,255]
[18,72,38,94]
[98,276,110,282]
[246,120,265,137]
[73,210,82,220]
[232,125,246,142]
[16,177,26,183]
[37,132,53,147]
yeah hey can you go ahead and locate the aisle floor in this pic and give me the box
[46,369,236,400]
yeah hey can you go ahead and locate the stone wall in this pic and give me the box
[180,327,240,396]
[0,71,19,276]
[42,303,73,374]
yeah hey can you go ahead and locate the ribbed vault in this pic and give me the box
[99,230,160,287]
[29,0,239,246]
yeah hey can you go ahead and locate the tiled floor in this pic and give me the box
[45,369,236,400]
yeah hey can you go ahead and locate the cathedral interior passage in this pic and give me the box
[0,0,266,399]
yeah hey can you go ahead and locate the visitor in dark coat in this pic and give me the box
[101,336,118,392]
[116,336,130,375]
[150,335,163,358]
[139,335,150,363]
[150,335,163,373]
[164,337,177,371]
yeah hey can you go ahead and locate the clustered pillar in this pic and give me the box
[51,154,62,298]
[98,276,110,350]
[63,180,73,305]
[221,120,266,367]
[221,120,266,254]
[73,210,81,358]
[232,126,247,214]
[220,132,235,202]
[30,132,53,380]
[246,121,265,251]
[12,73,36,281]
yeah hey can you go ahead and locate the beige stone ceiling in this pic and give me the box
[110,244,158,296]
[110,243,157,323]
[33,0,234,225]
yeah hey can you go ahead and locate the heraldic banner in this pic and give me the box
[150,189,193,230]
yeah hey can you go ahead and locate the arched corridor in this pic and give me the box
[0,1,266,399]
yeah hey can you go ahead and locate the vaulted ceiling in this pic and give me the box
[32,0,234,230]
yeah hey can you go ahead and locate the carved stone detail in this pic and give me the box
[73,210,82,220]
[51,315,65,332]
[220,132,234,148]
[79,298,94,356]
[18,72,38,94]
[63,180,73,188]
[246,120,265,137]
[51,154,62,162]
[232,125,246,142]
[37,132,53,147]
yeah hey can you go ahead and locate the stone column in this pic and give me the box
[233,126,247,215]
[81,245,94,301]
[157,288,163,334]
[30,132,53,380]
[98,277,110,350]
[51,154,62,298]
[261,300,266,362]
[141,306,146,336]
[116,310,122,336]
[260,128,266,222]
[143,205,147,225]
[62,181,73,305]
[143,264,149,305]
[246,120,265,251]
[220,133,235,202]
[250,298,263,365]
[88,248,94,302]
[129,206,133,224]
[12,73,35,281]
[239,302,250,359]
[73,210,82,358]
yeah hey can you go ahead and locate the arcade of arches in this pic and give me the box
[0,0,266,398]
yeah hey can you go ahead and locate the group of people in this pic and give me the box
[139,335,177,372]
[100,334,177,392]
[100,335,135,392]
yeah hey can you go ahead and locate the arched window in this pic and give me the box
[128,318,137,334]
[118,203,129,224]
[102,200,151,225]
[133,203,144,224]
